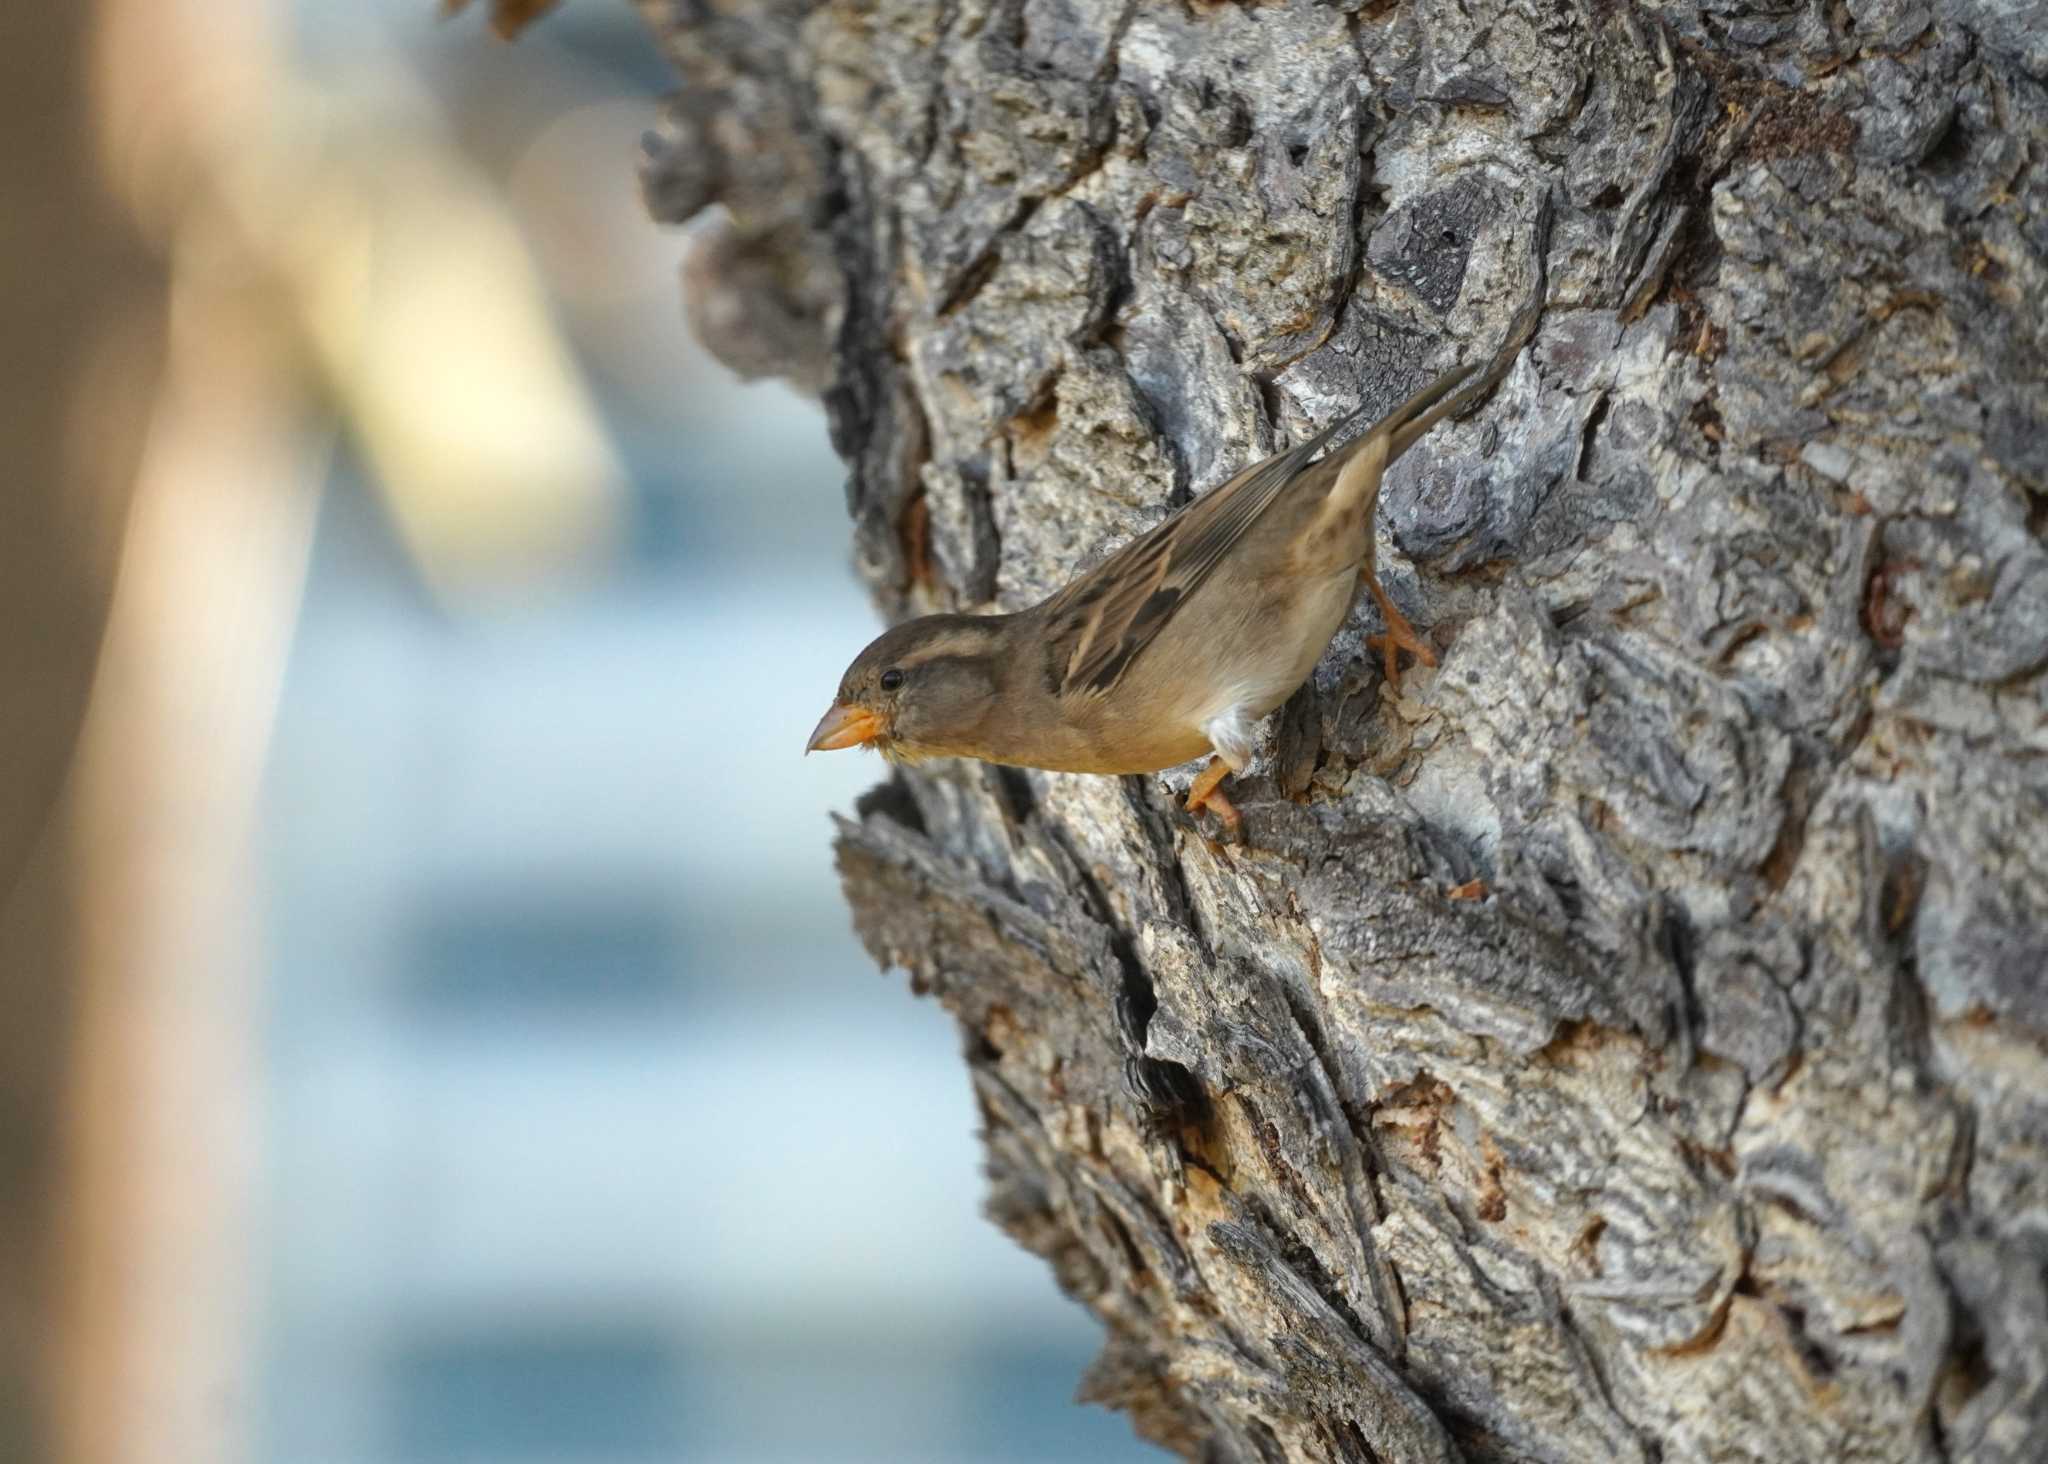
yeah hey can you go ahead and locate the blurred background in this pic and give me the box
[7,1,1158,1461]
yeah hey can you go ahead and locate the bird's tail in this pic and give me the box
[1365,360,1478,464]
[1306,360,1480,564]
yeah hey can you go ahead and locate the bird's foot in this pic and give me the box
[1184,756,1243,843]
[1364,574,1437,690]
[1191,788,1243,843]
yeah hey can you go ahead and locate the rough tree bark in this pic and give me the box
[631,0,2046,1458]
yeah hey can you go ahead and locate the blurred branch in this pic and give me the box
[444,0,567,42]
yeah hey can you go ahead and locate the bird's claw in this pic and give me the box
[1364,575,1436,690]
[1184,756,1244,843]
[1185,789,1243,844]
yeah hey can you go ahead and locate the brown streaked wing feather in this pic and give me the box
[1042,406,1371,699]
[1042,361,1481,701]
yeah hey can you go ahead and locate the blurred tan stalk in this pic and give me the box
[0,0,162,1459]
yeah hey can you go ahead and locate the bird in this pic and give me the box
[806,362,1476,840]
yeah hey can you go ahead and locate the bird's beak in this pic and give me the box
[806,701,886,753]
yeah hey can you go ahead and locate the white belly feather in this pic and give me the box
[1194,568,1358,770]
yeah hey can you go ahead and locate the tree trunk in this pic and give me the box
[634,1,2047,1458]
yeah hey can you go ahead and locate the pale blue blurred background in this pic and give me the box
[250,4,1158,1461]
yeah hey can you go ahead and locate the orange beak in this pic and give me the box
[806,701,886,754]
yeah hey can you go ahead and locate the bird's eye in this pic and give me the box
[879,668,905,691]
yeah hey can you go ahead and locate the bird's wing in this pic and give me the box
[1042,406,1368,700]
[1043,363,1477,700]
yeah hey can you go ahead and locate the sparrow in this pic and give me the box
[807,363,1476,839]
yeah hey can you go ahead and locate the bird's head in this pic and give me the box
[806,613,1005,764]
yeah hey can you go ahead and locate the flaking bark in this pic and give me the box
[634,1,2048,1458]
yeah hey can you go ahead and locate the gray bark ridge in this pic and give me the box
[638,0,2048,1459]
